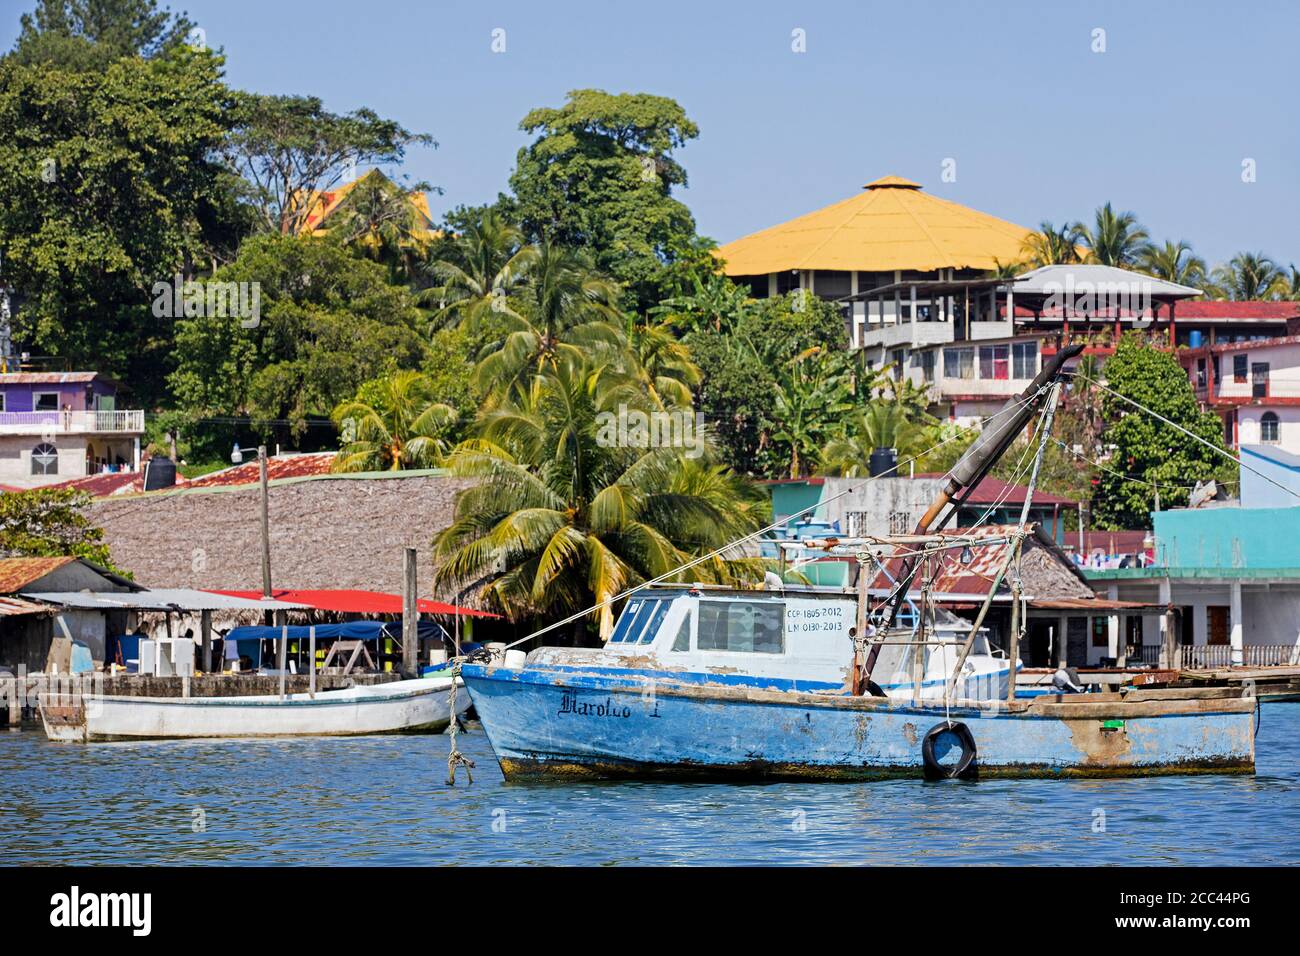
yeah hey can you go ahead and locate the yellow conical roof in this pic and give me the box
[717,175,1032,275]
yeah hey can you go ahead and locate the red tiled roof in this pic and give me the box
[184,453,336,489]
[207,588,500,618]
[912,474,1077,507]
[1172,301,1300,319]
[0,371,100,384]
[0,556,75,593]
[45,472,145,497]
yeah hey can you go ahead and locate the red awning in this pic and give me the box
[205,588,500,618]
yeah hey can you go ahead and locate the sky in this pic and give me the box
[4,0,1298,267]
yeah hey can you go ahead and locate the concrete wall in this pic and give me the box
[1215,340,1300,401]
[0,434,89,481]
[1240,446,1300,508]
[1155,504,1300,569]
[1238,405,1300,453]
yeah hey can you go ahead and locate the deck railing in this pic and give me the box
[0,409,145,433]
[1125,644,1300,669]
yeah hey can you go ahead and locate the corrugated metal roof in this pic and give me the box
[717,175,1033,275]
[0,372,100,384]
[22,588,306,612]
[207,588,500,618]
[1010,264,1202,299]
[0,556,76,592]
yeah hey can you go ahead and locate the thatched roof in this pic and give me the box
[89,472,479,604]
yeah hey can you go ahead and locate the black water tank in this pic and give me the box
[868,446,898,478]
[143,456,177,491]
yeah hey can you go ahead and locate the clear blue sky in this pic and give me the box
[5,0,1298,267]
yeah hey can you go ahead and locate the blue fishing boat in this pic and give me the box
[460,346,1258,781]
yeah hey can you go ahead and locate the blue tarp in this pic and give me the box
[224,621,448,643]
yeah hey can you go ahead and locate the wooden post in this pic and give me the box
[309,625,316,698]
[402,547,419,678]
[200,608,213,674]
[1007,541,1024,703]
[852,554,869,694]
[278,624,287,700]
[258,445,272,600]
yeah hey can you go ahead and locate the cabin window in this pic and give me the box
[609,599,655,643]
[670,611,691,651]
[696,601,784,654]
[635,600,671,645]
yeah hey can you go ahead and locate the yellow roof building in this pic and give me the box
[716,175,1033,276]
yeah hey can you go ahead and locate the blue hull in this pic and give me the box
[462,664,1256,781]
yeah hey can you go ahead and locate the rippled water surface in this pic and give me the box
[3,703,1298,865]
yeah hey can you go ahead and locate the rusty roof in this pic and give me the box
[0,595,53,617]
[183,452,337,488]
[0,556,76,592]
[0,372,101,384]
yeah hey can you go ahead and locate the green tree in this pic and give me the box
[620,314,700,410]
[168,234,428,446]
[651,270,755,335]
[820,400,938,478]
[1208,251,1283,300]
[432,361,764,639]
[1138,239,1207,286]
[1019,220,1085,268]
[11,0,195,70]
[223,92,433,236]
[0,487,124,573]
[1089,332,1226,529]
[324,168,437,283]
[0,44,235,405]
[422,206,536,331]
[471,241,622,399]
[509,89,700,310]
[1082,202,1150,267]
[769,348,854,479]
[331,371,457,471]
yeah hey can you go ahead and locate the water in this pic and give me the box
[3,704,1298,866]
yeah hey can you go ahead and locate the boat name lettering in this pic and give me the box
[558,693,632,719]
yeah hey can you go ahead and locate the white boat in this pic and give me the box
[38,676,470,742]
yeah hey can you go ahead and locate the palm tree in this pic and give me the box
[1270,263,1300,301]
[1138,240,1208,287]
[331,371,458,471]
[1081,202,1150,267]
[1020,220,1086,268]
[620,315,702,409]
[327,170,434,282]
[472,241,624,398]
[432,362,764,638]
[1208,252,1283,300]
[769,348,854,479]
[820,401,936,477]
[421,208,537,330]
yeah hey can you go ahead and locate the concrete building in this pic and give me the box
[0,372,144,487]
[1180,332,1300,455]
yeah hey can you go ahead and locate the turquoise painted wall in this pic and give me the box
[1155,505,1300,569]
[770,481,826,522]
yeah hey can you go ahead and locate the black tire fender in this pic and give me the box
[922,720,978,780]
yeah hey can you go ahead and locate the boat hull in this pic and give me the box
[39,677,471,742]
[462,665,1256,781]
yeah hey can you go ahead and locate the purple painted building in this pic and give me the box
[0,373,144,486]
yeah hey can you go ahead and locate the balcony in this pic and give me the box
[0,409,146,435]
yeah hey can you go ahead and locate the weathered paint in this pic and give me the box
[462,664,1256,781]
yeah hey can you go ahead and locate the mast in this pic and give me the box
[860,343,1082,688]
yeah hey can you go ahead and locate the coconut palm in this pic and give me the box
[432,362,764,638]
[472,241,624,398]
[1137,240,1208,287]
[1270,263,1300,301]
[820,401,936,477]
[1081,203,1150,267]
[620,315,702,409]
[327,170,434,282]
[1020,220,1086,268]
[1208,252,1283,300]
[421,208,537,331]
[331,371,458,471]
